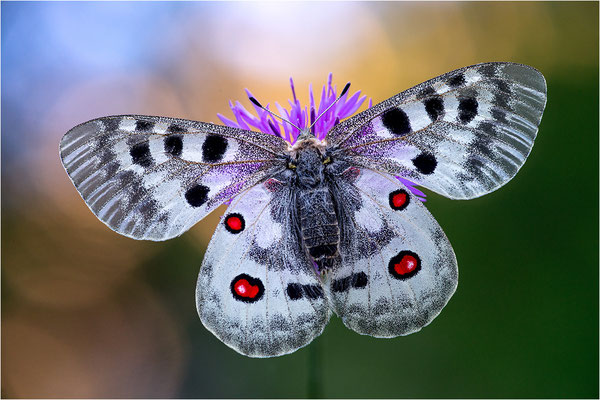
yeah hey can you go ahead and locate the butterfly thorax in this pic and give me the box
[295,147,325,188]
[292,142,341,274]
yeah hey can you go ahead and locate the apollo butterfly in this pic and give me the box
[60,62,547,357]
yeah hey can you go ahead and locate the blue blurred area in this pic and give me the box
[2,1,189,76]
[1,2,199,174]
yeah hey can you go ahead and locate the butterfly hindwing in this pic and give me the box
[59,115,287,241]
[196,178,330,357]
[328,62,547,199]
[328,166,458,337]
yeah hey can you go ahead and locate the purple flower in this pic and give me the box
[218,74,426,202]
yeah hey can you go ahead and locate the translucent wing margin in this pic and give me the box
[59,115,288,240]
[197,180,330,357]
[328,62,547,199]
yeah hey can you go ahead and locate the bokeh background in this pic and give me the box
[2,2,598,398]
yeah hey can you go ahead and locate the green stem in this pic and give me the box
[307,339,323,398]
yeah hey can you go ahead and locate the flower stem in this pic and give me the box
[307,338,323,398]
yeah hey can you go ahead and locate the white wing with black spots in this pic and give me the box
[328,62,547,199]
[328,167,457,337]
[60,115,288,241]
[196,179,330,357]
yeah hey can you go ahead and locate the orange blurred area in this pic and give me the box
[2,2,598,398]
[3,283,185,398]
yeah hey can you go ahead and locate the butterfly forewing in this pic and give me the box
[60,115,287,241]
[328,62,547,199]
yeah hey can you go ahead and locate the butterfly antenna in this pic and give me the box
[308,82,351,131]
[248,96,303,132]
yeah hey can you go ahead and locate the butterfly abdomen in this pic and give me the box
[292,143,342,272]
[296,186,341,272]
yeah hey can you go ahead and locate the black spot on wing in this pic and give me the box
[491,79,512,109]
[471,134,494,158]
[424,97,444,121]
[117,170,136,189]
[491,108,508,124]
[494,93,510,109]
[97,134,111,148]
[164,135,183,157]
[478,121,497,136]
[332,272,368,293]
[382,108,411,136]
[302,284,324,299]
[138,198,159,219]
[130,142,153,168]
[492,78,511,94]
[458,97,478,124]
[412,152,437,175]
[448,73,465,87]
[105,161,120,177]
[478,64,497,78]
[102,118,120,132]
[185,184,209,207]
[417,86,436,99]
[202,134,228,163]
[352,272,368,288]
[464,155,504,184]
[168,124,186,133]
[286,283,303,300]
[135,120,154,132]
[332,276,351,293]
[127,183,148,205]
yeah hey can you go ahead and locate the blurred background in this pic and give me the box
[2,2,598,398]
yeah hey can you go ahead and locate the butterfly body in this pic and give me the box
[60,62,547,357]
[287,138,341,273]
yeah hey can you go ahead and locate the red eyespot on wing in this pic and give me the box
[388,251,421,280]
[234,279,258,297]
[230,274,264,303]
[389,189,410,211]
[226,216,242,231]
[224,213,245,233]
[395,256,417,275]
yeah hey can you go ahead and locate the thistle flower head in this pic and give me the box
[217,74,426,202]
[218,73,370,144]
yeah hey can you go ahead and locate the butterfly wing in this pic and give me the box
[59,115,288,240]
[196,176,330,357]
[327,166,457,336]
[328,62,547,199]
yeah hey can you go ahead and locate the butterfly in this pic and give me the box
[59,62,547,357]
